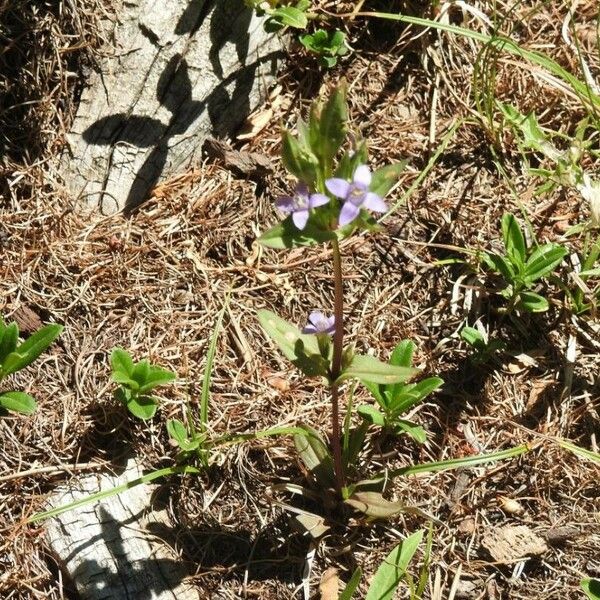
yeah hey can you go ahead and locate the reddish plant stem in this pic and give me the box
[330,237,345,494]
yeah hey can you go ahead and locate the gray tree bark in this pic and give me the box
[59,0,282,214]
[46,461,199,600]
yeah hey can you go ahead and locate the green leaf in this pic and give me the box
[517,290,549,312]
[318,82,348,171]
[320,55,337,68]
[365,530,424,600]
[524,244,567,282]
[339,567,363,600]
[131,359,151,386]
[483,252,516,281]
[258,216,337,249]
[342,421,368,473]
[138,365,176,393]
[257,310,329,378]
[394,419,427,443]
[0,391,37,414]
[381,444,529,481]
[501,213,526,264]
[341,354,418,384]
[460,326,486,348]
[293,424,336,488]
[167,418,187,444]
[362,378,388,410]
[390,376,443,413]
[357,404,386,426]
[336,141,368,180]
[1,323,62,376]
[126,394,158,420]
[557,439,600,463]
[111,348,134,377]
[582,578,600,600]
[370,162,408,198]
[111,371,140,390]
[346,491,406,519]
[167,419,200,451]
[201,292,231,430]
[0,322,19,366]
[269,6,308,29]
[389,340,414,368]
[281,129,318,185]
[28,465,201,523]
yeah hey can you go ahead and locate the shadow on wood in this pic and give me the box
[60,0,282,214]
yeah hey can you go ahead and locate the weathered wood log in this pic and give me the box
[45,461,199,599]
[60,0,282,214]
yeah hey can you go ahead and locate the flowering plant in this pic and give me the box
[258,83,417,497]
[257,85,528,526]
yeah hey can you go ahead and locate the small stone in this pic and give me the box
[268,376,290,392]
[499,496,525,515]
[482,525,548,563]
[457,517,476,534]
[455,579,479,599]
[542,525,580,545]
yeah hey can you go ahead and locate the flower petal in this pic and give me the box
[275,195,295,213]
[363,192,387,213]
[296,182,309,198]
[309,193,330,208]
[326,178,350,199]
[303,311,335,335]
[308,311,325,325]
[339,201,360,227]
[353,164,371,188]
[292,209,309,230]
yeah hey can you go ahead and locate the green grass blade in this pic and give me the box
[27,465,201,523]
[558,439,600,463]
[361,12,600,112]
[385,444,529,480]
[200,291,231,431]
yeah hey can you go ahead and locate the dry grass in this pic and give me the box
[1,0,599,598]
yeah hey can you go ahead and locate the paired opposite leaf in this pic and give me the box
[517,290,549,312]
[341,354,418,385]
[167,419,201,451]
[257,310,329,378]
[318,82,348,171]
[294,425,336,489]
[111,348,175,420]
[258,217,337,249]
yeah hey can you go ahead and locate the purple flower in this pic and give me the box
[326,165,387,227]
[275,183,330,230]
[302,311,335,335]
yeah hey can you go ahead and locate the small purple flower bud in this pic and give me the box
[275,183,330,231]
[302,311,336,335]
[325,164,387,227]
